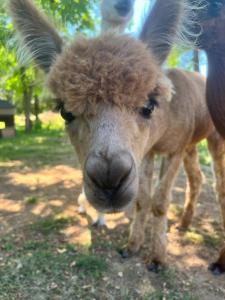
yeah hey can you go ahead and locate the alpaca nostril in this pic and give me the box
[85,154,108,189]
[114,0,132,16]
[107,151,133,188]
[85,150,134,192]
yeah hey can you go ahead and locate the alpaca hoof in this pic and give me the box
[92,217,105,227]
[147,261,163,273]
[176,224,188,232]
[92,220,104,227]
[208,262,225,275]
[77,206,86,215]
[118,248,134,259]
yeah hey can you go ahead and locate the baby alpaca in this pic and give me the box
[77,0,135,225]
[10,0,225,273]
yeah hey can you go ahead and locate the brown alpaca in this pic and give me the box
[191,1,225,274]
[194,1,225,138]
[8,0,225,272]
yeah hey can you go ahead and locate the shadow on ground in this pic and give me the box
[0,130,225,299]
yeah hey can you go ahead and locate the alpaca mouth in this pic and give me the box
[114,4,131,17]
[84,172,138,213]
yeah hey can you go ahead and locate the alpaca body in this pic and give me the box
[119,68,225,267]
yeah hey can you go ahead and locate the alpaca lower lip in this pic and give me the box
[84,174,137,213]
[115,5,131,16]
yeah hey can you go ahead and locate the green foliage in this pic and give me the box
[167,47,183,68]
[38,0,97,32]
[198,140,212,166]
[167,47,195,71]
[0,0,97,129]
[181,228,221,248]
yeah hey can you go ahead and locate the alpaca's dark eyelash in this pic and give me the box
[55,101,75,124]
[140,97,159,119]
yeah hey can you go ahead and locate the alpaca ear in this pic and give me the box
[8,0,63,72]
[140,0,191,65]
[156,75,175,103]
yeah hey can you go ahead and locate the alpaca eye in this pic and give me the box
[140,98,158,119]
[60,106,75,124]
[55,101,75,124]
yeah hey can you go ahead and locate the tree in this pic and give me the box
[193,49,200,72]
[0,0,98,131]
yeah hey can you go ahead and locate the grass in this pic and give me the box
[24,195,40,205]
[30,216,73,235]
[144,268,199,300]
[181,228,221,247]
[0,128,72,166]
[0,236,107,300]
[145,290,198,300]
[182,231,205,245]
[0,114,73,167]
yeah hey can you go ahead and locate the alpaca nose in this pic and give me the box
[114,0,132,16]
[85,150,134,194]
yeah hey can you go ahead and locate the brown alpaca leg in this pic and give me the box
[209,245,225,275]
[207,132,225,229]
[149,152,183,270]
[120,154,154,258]
[180,146,203,229]
[207,132,225,275]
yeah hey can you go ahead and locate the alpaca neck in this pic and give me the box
[101,19,127,33]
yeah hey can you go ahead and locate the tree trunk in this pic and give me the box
[34,95,40,123]
[193,49,200,72]
[20,67,33,132]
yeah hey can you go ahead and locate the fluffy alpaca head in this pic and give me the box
[8,0,197,213]
[101,0,135,31]
[47,32,174,213]
[48,33,160,117]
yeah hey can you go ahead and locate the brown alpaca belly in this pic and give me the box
[191,114,215,145]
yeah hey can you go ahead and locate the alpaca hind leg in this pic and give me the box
[180,146,203,229]
[207,132,225,275]
[209,244,225,275]
[207,132,225,229]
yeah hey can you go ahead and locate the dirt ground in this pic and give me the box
[1,136,225,299]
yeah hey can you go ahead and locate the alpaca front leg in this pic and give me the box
[77,189,105,226]
[92,212,105,227]
[149,153,183,270]
[120,155,154,258]
[77,190,87,214]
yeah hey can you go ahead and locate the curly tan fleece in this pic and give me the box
[48,33,160,116]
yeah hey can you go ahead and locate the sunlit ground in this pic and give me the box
[0,113,224,299]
